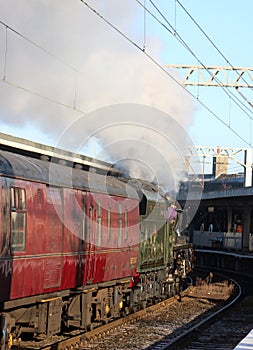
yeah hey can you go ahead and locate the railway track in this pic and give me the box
[179,294,253,349]
[80,275,237,350]
[172,272,253,350]
[11,270,237,350]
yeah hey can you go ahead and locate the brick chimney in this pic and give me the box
[213,147,228,178]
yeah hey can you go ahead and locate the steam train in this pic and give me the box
[0,147,193,349]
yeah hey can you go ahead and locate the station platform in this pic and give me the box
[234,329,253,349]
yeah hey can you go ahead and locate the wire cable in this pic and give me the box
[79,0,253,146]
[0,78,85,115]
[3,26,8,81]
[0,20,80,74]
[144,0,253,118]
[0,20,82,113]
[0,2,252,146]
[143,0,147,51]
[176,0,253,118]
[176,0,253,91]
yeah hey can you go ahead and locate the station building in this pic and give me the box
[178,149,253,251]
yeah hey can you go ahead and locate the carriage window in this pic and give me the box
[118,203,122,246]
[88,206,94,244]
[107,207,111,241]
[11,187,26,210]
[97,201,102,246]
[11,187,26,251]
[82,197,86,242]
[125,210,128,241]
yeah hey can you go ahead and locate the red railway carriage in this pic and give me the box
[0,152,139,300]
[83,191,140,284]
[0,150,140,346]
[0,147,193,349]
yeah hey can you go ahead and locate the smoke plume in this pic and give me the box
[0,0,195,190]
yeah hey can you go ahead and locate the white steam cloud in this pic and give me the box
[0,0,195,191]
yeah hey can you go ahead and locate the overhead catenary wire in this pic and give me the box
[1,1,250,147]
[176,0,253,112]
[143,0,147,51]
[0,2,252,147]
[176,0,253,92]
[174,0,177,34]
[2,2,251,120]
[0,20,80,74]
[144,0,253,119]
[0,78,85,115]
[3,26,8,81]
[79,0,253,147]
[0,20,81,112]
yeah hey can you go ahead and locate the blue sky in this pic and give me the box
[0,0,252,179]
[152,0,253,149]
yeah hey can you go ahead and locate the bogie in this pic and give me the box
[0,149,193,348]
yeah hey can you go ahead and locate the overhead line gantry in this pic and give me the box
[166,65,253,88]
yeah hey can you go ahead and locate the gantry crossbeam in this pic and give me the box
[186,146,253,187]
[166,65,253,88]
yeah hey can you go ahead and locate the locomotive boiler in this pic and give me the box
[0,147,193,349]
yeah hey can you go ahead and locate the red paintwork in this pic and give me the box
[84,192,140,284]
[0,176,140,302]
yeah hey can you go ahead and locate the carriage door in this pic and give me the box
[85,196,96,283]
[44,186,64,289]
